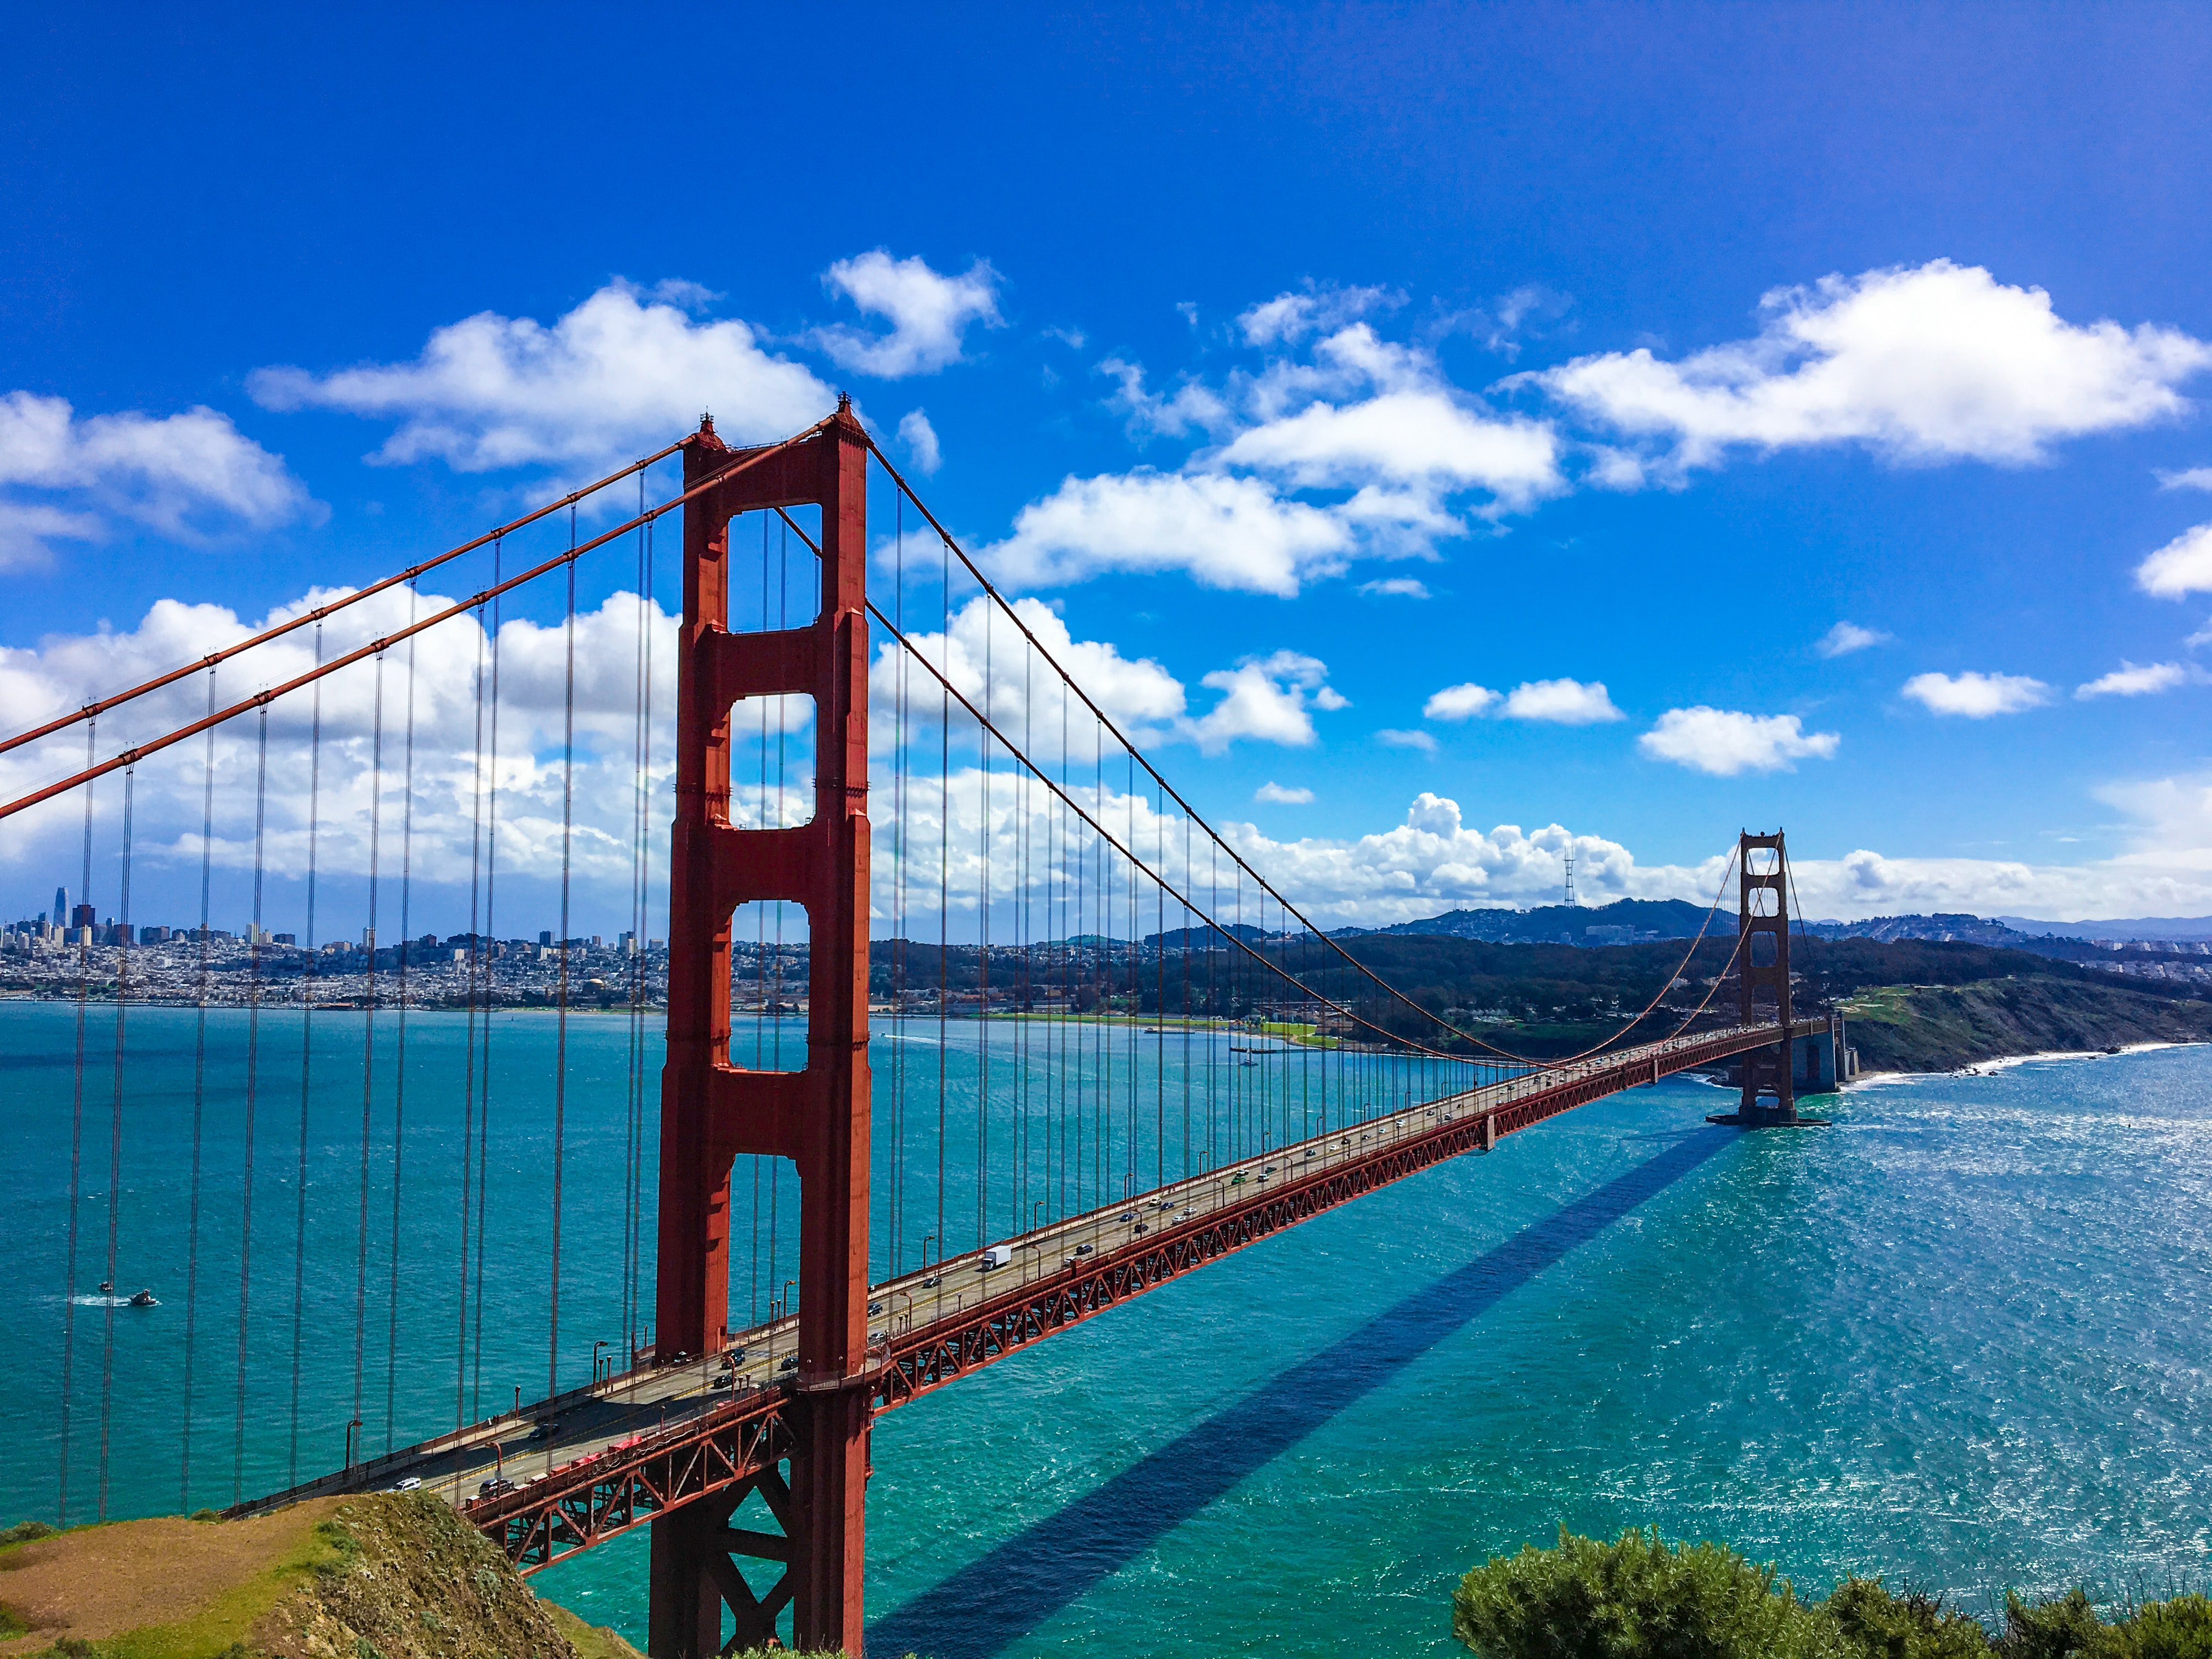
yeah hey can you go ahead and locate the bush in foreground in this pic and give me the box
[1455,1530,2212,1659]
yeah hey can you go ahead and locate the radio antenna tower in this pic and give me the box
[1563,850,1576,908]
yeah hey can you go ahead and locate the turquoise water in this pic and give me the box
[5,1003,2209,1654]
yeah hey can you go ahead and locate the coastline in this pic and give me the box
[1844,1037,2201,1089]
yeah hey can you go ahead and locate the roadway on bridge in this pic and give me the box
[238,1022,1790,1522]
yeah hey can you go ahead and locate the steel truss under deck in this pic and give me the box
[465,1017,1821,1577]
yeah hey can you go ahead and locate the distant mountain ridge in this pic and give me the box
[1996,914,2212,942]
[1335,900,2212,953]
[1335,898,1726,945]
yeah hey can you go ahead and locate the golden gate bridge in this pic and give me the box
[1,402,1837,1654]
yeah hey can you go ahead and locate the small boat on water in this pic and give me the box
[128,1289,157,1307]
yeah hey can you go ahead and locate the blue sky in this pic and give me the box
[4,2,2212,932]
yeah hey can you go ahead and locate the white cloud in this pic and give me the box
[1818,620,1889,657]
[2137,522,2212,599]
[1099,359,1236,441]
[2157,466,2212,491]
[251,280,831,472]
[1238,284,1400,347]
[1375,728,1438,753]
[0,584,681,921]
[812,251,1002,379]
[2188,617,2212,651]
[1423,682,1499,721]
[1186,650,1346,755]
[1196,788,2212,928]
[1254,781,1314,805]
[896,409,941,476]
[979,470,1351,596]
[1901,670,2052,717]
[1003,320,1564,596]
[1358,577,1431,600]
[0,391,312,563]
[1533,259,2212,471]
[1500,678,1623,724]
[1217,387,1561,515]
[2075,660,2198,699]
[871,594,1187,757]
[1638,707,1841,775]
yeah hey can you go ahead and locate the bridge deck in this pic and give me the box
[230,1018,1822,1570]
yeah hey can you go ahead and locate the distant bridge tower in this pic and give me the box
[653,404,873,1656]
[1735,828,1797,1125]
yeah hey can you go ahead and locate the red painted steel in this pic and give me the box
[653,405,873,1657]
[868,1020,1819,1412]
[1736,831,1797,1124]
[470,1022,1809,1587]
[470,1392,793,1574]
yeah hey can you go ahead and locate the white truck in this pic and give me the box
[979,1244,1012,1271]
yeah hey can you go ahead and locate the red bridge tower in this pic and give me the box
[652,404,873,1655]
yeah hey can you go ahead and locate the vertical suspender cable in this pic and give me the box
[456,584,489,1439]
[182,669,217,1507]
[97,763,136,1520]
[235,710,269,1504]
[289,624,326,1487]
[58,720,95,1524]
[387,592,418,1450]
[473,554,504,1419]
[550,515,578,1397]
[353,650,385,1455]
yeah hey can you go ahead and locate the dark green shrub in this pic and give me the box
[1453,1526,1839,1659]
[0,1521,57,1546]
[2001,1589,2106,1659]
[2090,1594,2212,1659]
[1826,1577,1993,1658]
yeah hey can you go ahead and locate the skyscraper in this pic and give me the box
[53,885,66,928]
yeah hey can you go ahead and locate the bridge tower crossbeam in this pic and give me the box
[652,404,873,1656]
[1737,830,1795,1124]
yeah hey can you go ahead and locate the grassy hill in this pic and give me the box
[0,1497,645,1659]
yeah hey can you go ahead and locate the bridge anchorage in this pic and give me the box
[7,407,1837,1659]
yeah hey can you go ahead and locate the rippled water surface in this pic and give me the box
[5,1003,2208,1656]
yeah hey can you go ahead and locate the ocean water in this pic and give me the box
[4,1002,2209,1656]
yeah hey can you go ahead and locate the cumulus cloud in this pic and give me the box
[1532,259,2212,472]
[1254,781,1314,805]
[1499,678,1623,724]
[872,594,1186,757]
[251,280,831,472]
[0,583,681,930]
[996,318,1564,596]
[1818,620,1889,657]
[1375,729,1438,753]
[1358,577,1431,600]
[0,391,313,564]
[812,251,1002,379]
[979,470,1350,596]
[873,601,1342,764]
[2137,523,2212,599]
[1901,670,2052,717]
[1238,284,1401,347]
[2157,466,2212,491]
[1186,651,1347,755]
[1638,707,1841,775]
[2075,660,2199,699]
[1423,682,1499,721]
[1216,387,1561,515]
[897,409,942,476]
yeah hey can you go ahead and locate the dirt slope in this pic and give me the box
[0,1496,616,1659]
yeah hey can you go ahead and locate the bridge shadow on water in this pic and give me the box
[867,1126,1735,1658]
